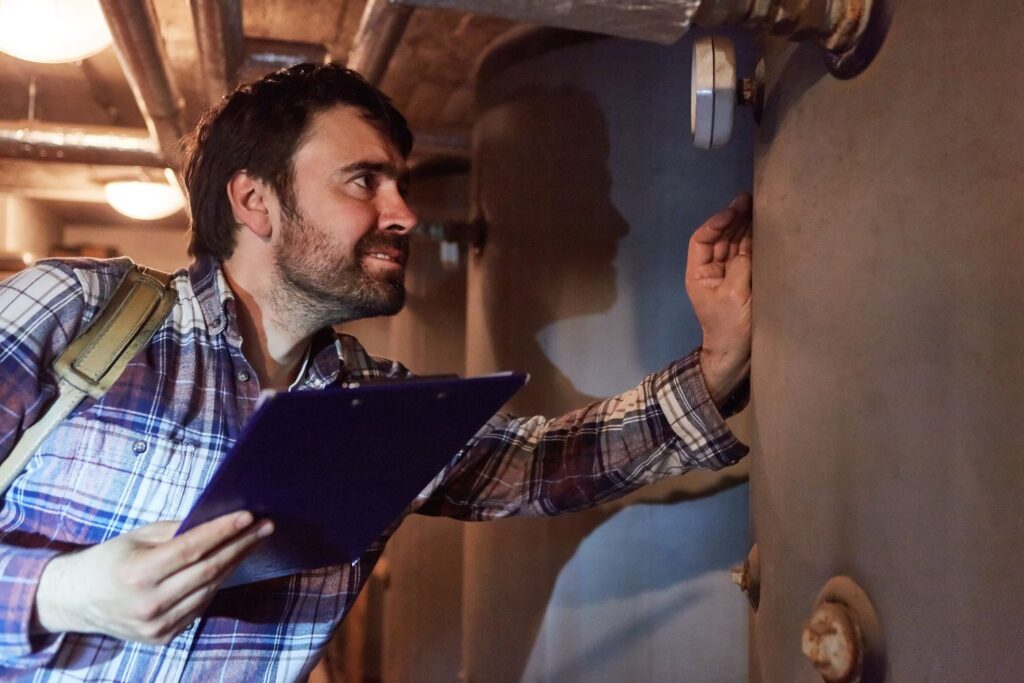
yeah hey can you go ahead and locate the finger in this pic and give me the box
[147,525,271,642]
[714,209,745,262]
[154,519,273,603]
[138,511,255,583]
[723,253,752,300]
[713,232,732,262]
[721,194,753,258]
[738,232,752,257]
[729,191,753,219]
[727,215,751,258]
[687,208,736,271]
[728,239,740,259]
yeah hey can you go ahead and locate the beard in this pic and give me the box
[272,203,409,328]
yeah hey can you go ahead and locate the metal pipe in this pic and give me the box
[236,38,329,83]
[98,0,185,168]
[403,0,869,52]
[347,0,415,85]
[399,0,702,45]
[412,129,471,159]
[0,121,163,167]
[189,0,244,106]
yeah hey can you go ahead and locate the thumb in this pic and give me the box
[723,253,751,298]
[127,520,182,544]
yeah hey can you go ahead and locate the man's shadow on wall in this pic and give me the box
[474,85,625,415]
[468,84,746,681]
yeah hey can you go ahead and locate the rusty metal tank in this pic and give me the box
[750,1,1024,681]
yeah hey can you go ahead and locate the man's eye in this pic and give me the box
[354,174,377,190]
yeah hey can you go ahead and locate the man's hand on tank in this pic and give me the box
[685,192,753,407]
[33,510,273,644]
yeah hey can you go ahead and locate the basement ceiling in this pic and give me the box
[0,0,516,229]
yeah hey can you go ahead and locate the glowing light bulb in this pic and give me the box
[0,0,113,64]
[104,181,185,221]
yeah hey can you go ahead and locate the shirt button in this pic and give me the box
[132,440,148,455]
[236,370,251,382]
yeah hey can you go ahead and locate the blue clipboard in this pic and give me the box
[177,372,527,586]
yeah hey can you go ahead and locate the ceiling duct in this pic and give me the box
[400,0,875,60]
[236,38,329,83]
[399,0,702,44]
[347,0,415,86]
[412,129,470,160]
[98,0,185,168]
[189,0,245,107]
[0,121,163,167]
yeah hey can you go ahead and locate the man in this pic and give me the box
[0,63,752,680]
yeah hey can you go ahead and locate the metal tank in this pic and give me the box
[749,1,1024,681]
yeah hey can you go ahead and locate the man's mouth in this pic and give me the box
[358,233,410,271]
[364,250,405,266]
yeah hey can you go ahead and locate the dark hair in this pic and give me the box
[181,63,414,260]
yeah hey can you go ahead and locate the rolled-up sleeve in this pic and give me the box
[414,348,749,520]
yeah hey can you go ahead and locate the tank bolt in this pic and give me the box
[801,601,862,683]
[730,543,760,610]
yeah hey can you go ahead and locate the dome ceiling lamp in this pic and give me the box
[104,170,185,221]
[0,0,113,64]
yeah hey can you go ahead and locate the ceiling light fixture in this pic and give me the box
[104,181,185,221]
[0,0,113,64]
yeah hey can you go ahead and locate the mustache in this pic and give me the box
[356,232,410,264]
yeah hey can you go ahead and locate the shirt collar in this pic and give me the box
[307,326,344,388]
[187,254,345,387]
[188,254,232,336]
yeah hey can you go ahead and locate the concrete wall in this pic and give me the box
[62,223,190,272]
[2,195,61,262]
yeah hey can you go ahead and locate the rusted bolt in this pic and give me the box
[730,562,747,588]
[730,544,761,610]
[823,0,869,52]
[801,601,863,683]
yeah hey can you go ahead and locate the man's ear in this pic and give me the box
[226,170,274,240]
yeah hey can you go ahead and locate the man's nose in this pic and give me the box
[379,189,418,234]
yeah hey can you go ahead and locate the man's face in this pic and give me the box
[272,105,417,323]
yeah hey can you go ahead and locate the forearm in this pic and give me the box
[699,344,751,409]
[32,552,86,636]
[415,348,749,520]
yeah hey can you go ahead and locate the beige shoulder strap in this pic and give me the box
[0,265,177,497]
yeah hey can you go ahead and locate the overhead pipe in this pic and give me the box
[347,0,415,86]
[189,0,329,101]
[412,128,470,159]
[189,0,245,107]
[0,0,452,168]
[0,121,163,167]
[236,38,329,83]
[400,0,874,62]
[399,0,701,44]
[98,0,186,168]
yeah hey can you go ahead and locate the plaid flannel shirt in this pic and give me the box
[0,255,747,682]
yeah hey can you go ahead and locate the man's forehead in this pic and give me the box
[297,105,405,168]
